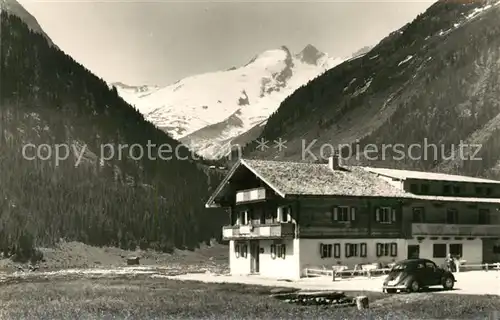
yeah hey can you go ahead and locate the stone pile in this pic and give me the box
[271,290,358,307]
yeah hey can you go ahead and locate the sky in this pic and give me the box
[18,0,437,86]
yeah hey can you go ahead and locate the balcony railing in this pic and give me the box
[222,223,295,240]
[235,187,266,203]
[412,223,500,237]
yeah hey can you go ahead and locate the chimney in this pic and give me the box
[328,153,341,170]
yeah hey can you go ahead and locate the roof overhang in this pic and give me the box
[204,159,286,208]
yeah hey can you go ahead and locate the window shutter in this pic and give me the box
[360,243,367,257]
[277,207,283,222]
[376,243,381,257]
[350,207,356,221]
[333,207,338,221]
[392,208,397,222]
[282,245,286,258]
[345,243,350,258]
[375,208,380,221]
[319,243,324,258]
[334,243,341,258]
[391,243,398,257]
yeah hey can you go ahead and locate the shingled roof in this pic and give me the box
[205,158,500,208]
[241,159,407,198]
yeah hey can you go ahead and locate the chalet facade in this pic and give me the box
[205,156,500,279]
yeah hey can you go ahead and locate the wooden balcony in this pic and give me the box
[222,223,295,240]
[298,226,369,238]
[412,223,500,237]
[235,187,266,203]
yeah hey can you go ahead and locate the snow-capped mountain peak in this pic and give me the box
[114,45,344,159]
[297,44,326,65]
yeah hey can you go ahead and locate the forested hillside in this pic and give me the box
[240,0,500,179]
[0,12,226,260]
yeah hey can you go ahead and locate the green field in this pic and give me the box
[0,275,498,319]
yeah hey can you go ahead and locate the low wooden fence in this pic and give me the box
[305,262,500,280]
[456,262,500,272]
[304,267,392,281]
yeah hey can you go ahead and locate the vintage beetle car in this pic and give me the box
[382,258,456,293]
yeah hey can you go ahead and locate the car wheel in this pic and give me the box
[442,277,454,290]
[408,280,420,293]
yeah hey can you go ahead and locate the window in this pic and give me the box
[360,243,367,257]
[421,184,429,194]
[235,244,240,258]
[449,243,463,258]
[486,187,493,196]
[446,208,458,224]
[410,184,419,193]
[236,243,247,258]
[425,261,437,270]
[493,245,500,254]
[453,186,461,195]
[333,243,341,258]
[272,244,286,259]
[277,244,286,259]
[278,206,292,222]
[479,209,490,224]
[375,207,396,223]
[407,245,420,259]
[237,211,248,225]
[345,243,359,258]
[475,186,483,195]
[390,243,398,257]
[376,243,388,257]
[333,206,356,222]
[283,206,292,222]
[320,243,332,258]
[433,243,447,258]
[412,207,425,222]
[443,185,451,195]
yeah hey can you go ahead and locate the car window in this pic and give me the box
[425,262,436,269]
[416,263,424,269]
[392,264,407,271]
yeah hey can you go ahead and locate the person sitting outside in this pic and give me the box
[445,254,456,272]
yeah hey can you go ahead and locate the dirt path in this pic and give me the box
[165,270,500,296]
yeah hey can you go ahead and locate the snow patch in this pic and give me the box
[352,78,372,97]
[466,3,493,20]
[398,55,413,67]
